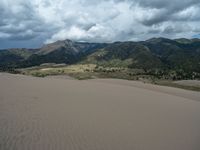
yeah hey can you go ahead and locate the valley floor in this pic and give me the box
[0,73,200,150]
[17,64,200,91]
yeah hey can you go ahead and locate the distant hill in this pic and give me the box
[0,48,38,70]
[0,40,107,69]
[0,38,200,79]
[83,38,200,73]
[21,40,107,68]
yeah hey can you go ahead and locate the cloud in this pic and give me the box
[0,0,200,48]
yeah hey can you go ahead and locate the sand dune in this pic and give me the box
[0,73,200,150]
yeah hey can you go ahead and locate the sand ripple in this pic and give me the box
[0,73,200,150]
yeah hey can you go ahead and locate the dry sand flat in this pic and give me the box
[0,73,200,150]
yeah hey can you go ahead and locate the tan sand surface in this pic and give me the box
[0,73,200,150]
[91,79,200,102]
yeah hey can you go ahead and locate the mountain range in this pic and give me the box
[0,38,200,79]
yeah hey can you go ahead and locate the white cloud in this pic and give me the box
[0,0,200,48]
[0,32,10,38]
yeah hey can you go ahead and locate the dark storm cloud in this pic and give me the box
[136,0,199,10]
[0,0,200,48]
[133,0,200,26]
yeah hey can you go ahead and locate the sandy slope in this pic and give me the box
[0,73,200,150]
[90,79,200,102]
[174,80,200,88]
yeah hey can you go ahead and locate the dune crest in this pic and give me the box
[0,73,200,150]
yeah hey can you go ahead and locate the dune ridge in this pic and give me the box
[0,73,200,150]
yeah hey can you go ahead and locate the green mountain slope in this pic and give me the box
[0,38,200,79]
[83,42,163,69]
[82,38,200,79]
[0,49,38,70]
[19,40,107,68]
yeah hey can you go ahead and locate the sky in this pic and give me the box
[0,0,200,49]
